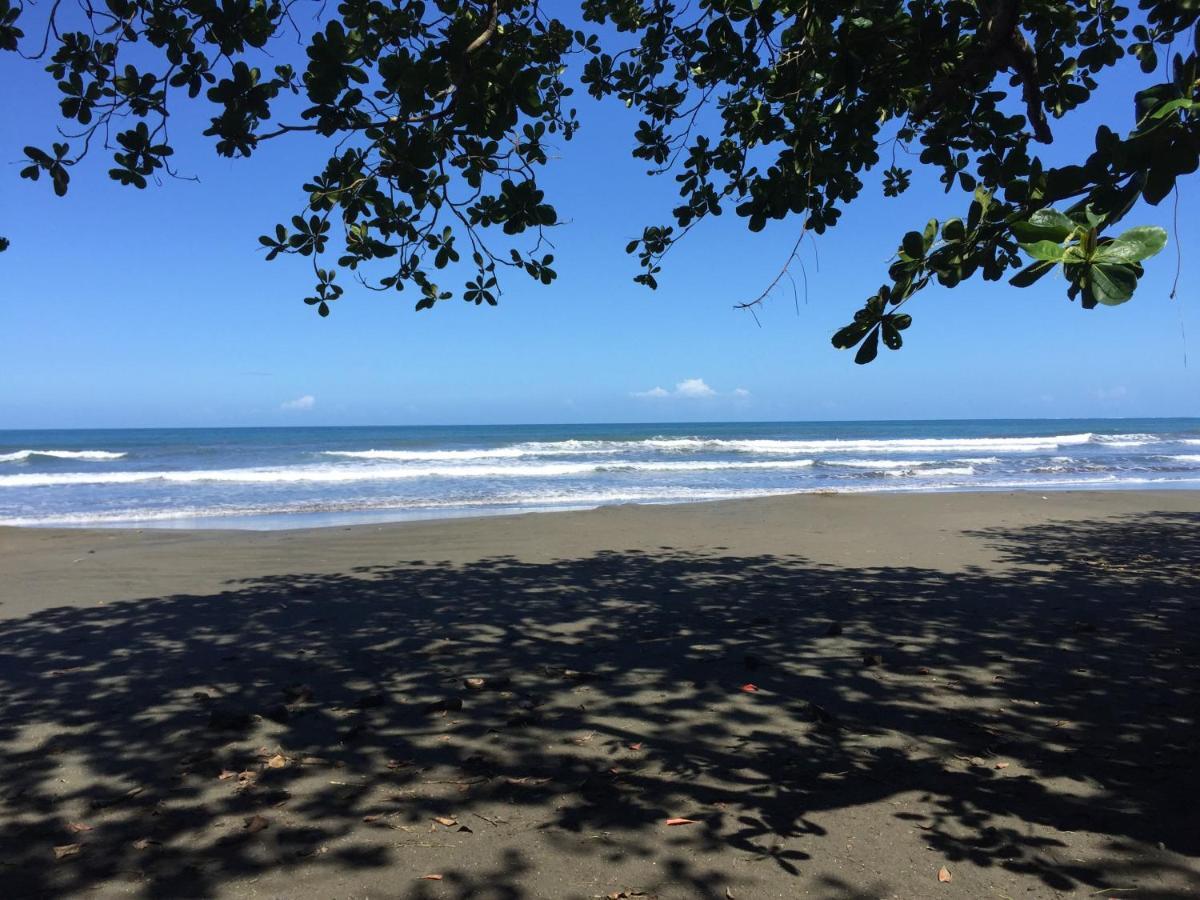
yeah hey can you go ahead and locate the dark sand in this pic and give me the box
[1,491,1198,899]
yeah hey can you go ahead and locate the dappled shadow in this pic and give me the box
[1,511,1198,897]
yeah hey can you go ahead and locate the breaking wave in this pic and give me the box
[0,449,126,463]
[0,457,819,488]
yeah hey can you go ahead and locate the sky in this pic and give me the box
[1,12,1197,429]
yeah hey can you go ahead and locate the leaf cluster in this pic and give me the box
[3,0,1197,355]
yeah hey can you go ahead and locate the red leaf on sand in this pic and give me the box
[628,742,643,751]
[66,823,92,833]
[740,684,758,693]
[420,874,443,881]
[937,866,952,883]
[665,817,698,826]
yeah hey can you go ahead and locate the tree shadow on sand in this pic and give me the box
[1,511,1198,898]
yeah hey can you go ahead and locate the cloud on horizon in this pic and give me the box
[633,378,749,400]
[281,394,316,411]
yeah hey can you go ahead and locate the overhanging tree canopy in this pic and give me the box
[3,0,1197,361]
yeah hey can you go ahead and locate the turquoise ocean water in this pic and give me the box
[1,419,1198,529]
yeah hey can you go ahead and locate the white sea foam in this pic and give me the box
[717,434,1081,453]
[525,434,1099,455]
[5,468,1196,528]
[598,459,815,473]
[319,433,1100,461]
[885,466,975,477]
[0,486,802,527]
[0,457,818,488]
[822,459,926,469]
[0,463,593,487]
[1091,433,1160,447]
[0,449,126,462]
[5,427,1195,529]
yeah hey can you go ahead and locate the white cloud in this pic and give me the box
[633,378,748,400]
[675,377,716,398]
[281,394,316,411]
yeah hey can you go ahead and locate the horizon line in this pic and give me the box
[2,414,1199,433]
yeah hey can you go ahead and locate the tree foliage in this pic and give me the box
[3,0,1197,358]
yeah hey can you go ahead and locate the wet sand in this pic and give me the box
[1,490,1198,898]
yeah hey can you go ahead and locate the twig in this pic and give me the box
[470,810,506,826]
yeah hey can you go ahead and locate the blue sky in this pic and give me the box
[1,21,1197,429]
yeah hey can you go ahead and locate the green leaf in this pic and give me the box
[901,231,924,260]
[831,320,872,349]
[854,327,879,364]
[1149,98,1195,119]
[1142,166,1175,205]
[1093,226,1167,263]
[1019,240,1067,262]
[1090,263,1138,305]
[881,320,903,350]
[1009,260,1055,288]
[1010,209,1074,243]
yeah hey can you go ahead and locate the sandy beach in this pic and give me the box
[1,490,1198,898]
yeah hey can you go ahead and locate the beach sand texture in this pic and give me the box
[1,490,1198,898]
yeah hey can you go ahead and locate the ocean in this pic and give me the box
[1,419,1198,529]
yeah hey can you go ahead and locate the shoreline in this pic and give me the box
[4,488,1199,613]
[5,482,1200,533]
